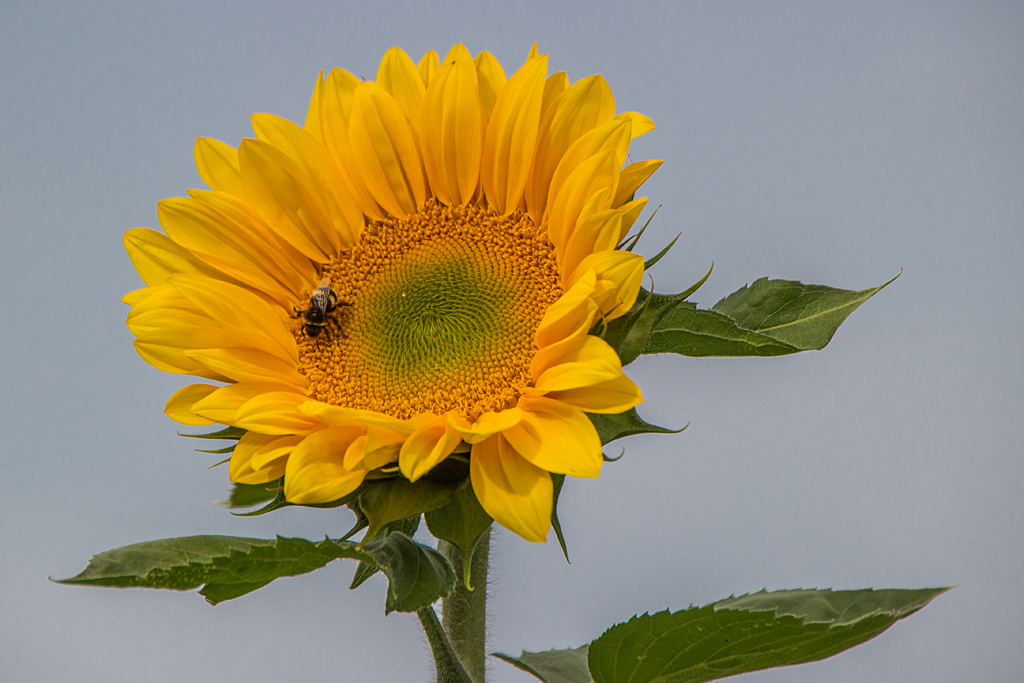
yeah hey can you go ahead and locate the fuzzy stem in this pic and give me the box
[439,527,491,683]
[417,606,473,683]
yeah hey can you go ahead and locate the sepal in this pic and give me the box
[424,479,493,589]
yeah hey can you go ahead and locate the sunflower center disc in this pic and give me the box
[296,200,563,420]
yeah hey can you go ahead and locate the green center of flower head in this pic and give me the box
[296,199,563,420]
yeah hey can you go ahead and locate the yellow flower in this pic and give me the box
[124,44,661,543]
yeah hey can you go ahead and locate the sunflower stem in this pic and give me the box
[417,606,473,683]
[439,527,491,683]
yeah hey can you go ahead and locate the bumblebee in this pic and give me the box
[294,277,346,338]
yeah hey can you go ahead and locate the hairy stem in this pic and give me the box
[417,606,473,683]
[439,527,491,683]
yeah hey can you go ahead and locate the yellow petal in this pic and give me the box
[400,414,462,482]
[440,44,477,85]
[449,408,523,444]
[319,68,388,221]
[470,434,552,543]
[473,50,507,121]
[376,47,426,133]
[233,391,321,435]
[534,269,599,348]
[614,159,663,207]
[194,137,245,196]
[251,113,364,248]
[237,138,338,262]
[346,425,404,471]
[570,250,645,320]
[304,71,325,141]
[186,347,307,387]
[420,58,485,206]
[618,197,648,239]
[186,189,317,292]
[192,381,304,424]
[284,428,367,504]
[540,71,568,122]
[133,341,230,381]
[348,81,426,217]
[229,432,298,483]
[249,434,304,472]
[527,74,616,222]
[185,250,293,310]
[544,117,632,225]
[321,68,360,131]
[121,287,148,306]
[418,49,439,86]
[534,374,643,414]
[546,152,619,254]
[532,334,623,392]
[166,274,297,363]
[562,208,624,281]
[502,396,602,478]
[156,197,301,301]
[127,287,254,379]
[123,227,214,287]
[614,111,655,139]
[480,53,547,214]
[301,401,414,435]
[163,383,218,425]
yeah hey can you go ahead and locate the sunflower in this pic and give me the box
[123,44,661,543]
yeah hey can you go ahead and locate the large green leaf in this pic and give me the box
[645,276,896,357]
[644,305,799,357]
[588,409,683,445]
[586,586,951,683]
[55,536,346,602]
[493,645,593,683]
[424,479,493,588]
[711,275,897,350]
[56,532,455,613]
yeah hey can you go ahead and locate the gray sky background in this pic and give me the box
[2,1,1021,681]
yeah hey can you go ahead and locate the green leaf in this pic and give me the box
[493,645,593,683]
[643,233,681,271]
[178,426,246,441]
[644,275,897,358]
[711,275,898,350]
[550,474,570,563]
[54,535,346,602]
[350,514,420,590]
[56,532,456,613]
[645,305,801,357]
[424,479,493,589]
[352,532,456,614]
[215,480,281,509]
[195,444,236,454]
[587,586,952,683]
[359,477,460,541]
[588,409,683,446]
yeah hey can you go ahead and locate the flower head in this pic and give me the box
[124,44,661,542]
